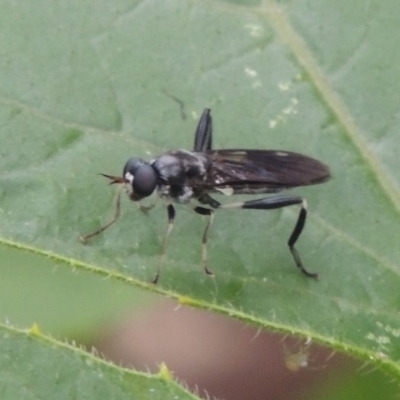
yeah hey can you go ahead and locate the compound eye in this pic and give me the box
[123,157,144,176]
[132,164,157,198]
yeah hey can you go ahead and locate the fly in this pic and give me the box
[81,108,331,283]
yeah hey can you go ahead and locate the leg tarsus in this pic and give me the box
[287,204,319,279]
[80,189,122,243]
[289,245,319,279]
[151,272,160,285]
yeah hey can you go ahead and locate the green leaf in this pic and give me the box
[1,0,400,394]
[0,245,152,339]
[0,323,198,400]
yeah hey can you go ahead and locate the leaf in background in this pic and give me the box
[0,245,152,339]
[0,0,399,388]
[0,324,198,400]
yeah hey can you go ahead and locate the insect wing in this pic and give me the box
[193,108,213,152]
[203,149,330,194]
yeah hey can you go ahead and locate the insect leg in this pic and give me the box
[153,204,176,284]
[196,192,221,208]
[80,188,122,243]
[137,197,159,213]
[222,196,318,279]
[193,108,212,151]
[194,207,215,276]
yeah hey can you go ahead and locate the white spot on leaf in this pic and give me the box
[244,24,263,37]
[244,67,258,77]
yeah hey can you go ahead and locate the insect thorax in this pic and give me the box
[152,150,209,204]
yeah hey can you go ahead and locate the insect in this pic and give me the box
[81,108,331,283]
[283,343,311,372]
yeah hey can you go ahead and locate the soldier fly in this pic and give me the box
[81,108,330,283]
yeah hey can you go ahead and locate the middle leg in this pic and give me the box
[153,204,176,284]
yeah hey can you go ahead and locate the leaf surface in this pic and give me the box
[0,0,400,389]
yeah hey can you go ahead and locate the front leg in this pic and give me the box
[80,188,123,243]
